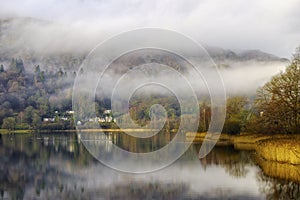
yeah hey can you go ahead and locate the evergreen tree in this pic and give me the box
[9,57,25,73]
[0,64,4,73]
[34,65,41,74]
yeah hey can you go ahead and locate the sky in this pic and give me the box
[0,0,299,58]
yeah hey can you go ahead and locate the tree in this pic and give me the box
[198,102,211,132]
[223,96,248,135]
[34,65,40,74]
[256,47,300,134]
[32,112,41,130]
[40,71,45,83]
[226,96,248,120]
[24,106,34,123]
[9,58,17,70]
[37,97,49,116]
[16,57,25,73]
[2,117,16,130]
[9,57,25,73]
[0,64,4,73]
[57,68,64,78]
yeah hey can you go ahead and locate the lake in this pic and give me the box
[0,132,299,199]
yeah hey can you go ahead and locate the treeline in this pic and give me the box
[0,58,121,131]
[0,58,76,130]
[198,48,299,135]
[255,48,299,134]
[124,52,299,135]
[0,46,299,134]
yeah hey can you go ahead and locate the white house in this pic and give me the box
[104,109,112,114]
[66,110,75,114]
[43,118,55,122]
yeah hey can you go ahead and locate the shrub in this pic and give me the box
[222,120,241,135]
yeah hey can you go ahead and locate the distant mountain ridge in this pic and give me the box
[0,17,290,72]
[205,46,289,63]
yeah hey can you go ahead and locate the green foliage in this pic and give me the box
[57,68,64,78]
[128,94,181,127]
[226,96,248,120]
[223,96,248,134]
[100,122,118,129]
[32,112,41,130]
[24,106,34,123]
[40,71,45,83]
[15,123,31,130]
[40,122,64,131]
[2,117,16,130]
[197,102,211,132]
[0,57,75,130]
[9,58,25,73]
[34,65,40,74]
[0,64,4,72]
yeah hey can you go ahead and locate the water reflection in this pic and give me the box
[257,170,300,199]
[78,131,177,153]
[0,133,94,199]
[79,131,189,173]
[254,154,300,183]
[0,132,299,199]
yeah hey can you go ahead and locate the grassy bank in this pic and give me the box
[187,132,300,165]
[0,128,159,134]
[2,128,300,165]
[0,129,33,134]
[256,136,300,165]
[39,128,159,133]
[186,132,273,147]
[253,154,300,183]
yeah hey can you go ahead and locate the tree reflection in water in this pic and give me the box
[0,133,95,199]
[254,154,300,183]
[198,145,252,178]
[254,154,300,200]
[197,144,300,199]
[257,170,300,200]
[0,133,299,199]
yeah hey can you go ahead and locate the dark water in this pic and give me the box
[0,132,299,200]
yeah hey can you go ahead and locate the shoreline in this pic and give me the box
[1,129,299,166]
[187,132,300,165]
[0,128,159,134]
[0,129,33,134]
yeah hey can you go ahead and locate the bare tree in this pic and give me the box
[256,47,300,134]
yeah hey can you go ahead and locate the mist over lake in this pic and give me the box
[0,1,299,199]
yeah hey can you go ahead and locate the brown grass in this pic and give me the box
[187,132,300,165]
[256,137,300,165]
[254,154,300,182]
[0,129,33,134]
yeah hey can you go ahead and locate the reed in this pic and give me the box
[0,129,32,134]
[254,154,300,183]
[256,137,300,165]
[188,132,300,165]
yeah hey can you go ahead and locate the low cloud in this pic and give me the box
[0,0,299,57]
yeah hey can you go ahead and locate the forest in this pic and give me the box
[0,48,299,135]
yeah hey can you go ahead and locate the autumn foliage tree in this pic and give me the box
[256,47,300,134]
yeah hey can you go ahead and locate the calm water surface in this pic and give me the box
[0,132,299,200]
